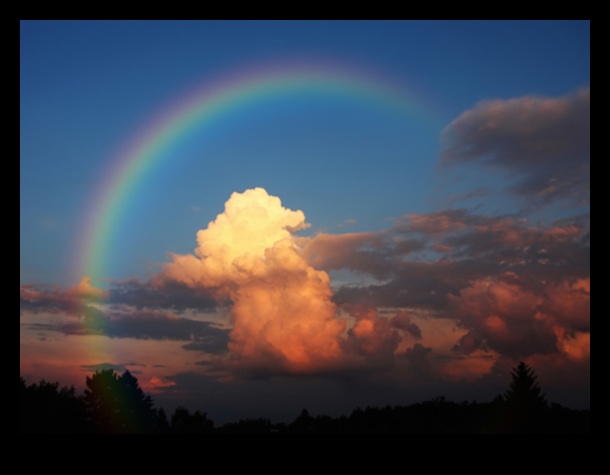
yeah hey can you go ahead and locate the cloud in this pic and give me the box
[20,277,106,316]
[299,231,397,279]
[391,310,422,339]
[56,307,230,343]
[22,186,587,404]
[108,278,219,312]
[302,207,588,372]
[299,230,424,279]
[20,280,230,346]
[448,274,590,361]
[342,304,402,364]
[156,188,346,373]
[147,376,178,394]
[326,209,588,311]
[337,218,357,228]
[440,88,590,205]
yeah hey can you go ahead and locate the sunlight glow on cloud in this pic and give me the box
[157,188,345,372]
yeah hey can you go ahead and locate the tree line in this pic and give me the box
[20,362,589,433]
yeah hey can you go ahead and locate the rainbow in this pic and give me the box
[74,59,440,287]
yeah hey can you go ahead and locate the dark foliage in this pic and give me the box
[83,369,157,434]
[20,377,89,433]
[170,406,214,434]
[20,361,589,433]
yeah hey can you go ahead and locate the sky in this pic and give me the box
[20,20,590,424]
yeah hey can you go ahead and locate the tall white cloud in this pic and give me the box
[157,188,346,372]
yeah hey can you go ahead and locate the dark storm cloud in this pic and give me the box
[439,88,590,205]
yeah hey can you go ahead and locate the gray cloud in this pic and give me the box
[439,88,590,205]
[320,209,589,313]
[20,283,231,348]
[108,278,220,312]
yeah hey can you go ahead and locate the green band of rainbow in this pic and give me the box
[74,59,441,287]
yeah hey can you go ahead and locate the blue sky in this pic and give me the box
[20,20,589,285]
[20,21,590,423]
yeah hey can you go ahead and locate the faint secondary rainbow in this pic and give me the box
[74,59,441,288]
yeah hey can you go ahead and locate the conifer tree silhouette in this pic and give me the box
[504,361,547,408]
[502,361,548,432]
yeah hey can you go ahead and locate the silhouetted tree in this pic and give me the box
[501,361,548,432]
[154,407,171,434]
[170,406,214,434]
[504,361,547,408]
[117,370,156,433]
[290,408,314,433]
[20,377,88,433]
[83,368,156,433]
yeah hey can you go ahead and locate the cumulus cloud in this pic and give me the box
[448,274,590,361]
[156,188,346,373]
[440,88,590,205]
[328,209,588,310]
[391,310,422,339]
[304,206,589,378]
[342,304,402,363]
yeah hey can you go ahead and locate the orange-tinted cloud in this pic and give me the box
[20,277,107,316]
[405,212,466,235]
[146,376,178,394]
[449,273,590,361]
[343,305,402,359]
[157,188,346,372]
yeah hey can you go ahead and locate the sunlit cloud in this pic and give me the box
[156,188,346,373]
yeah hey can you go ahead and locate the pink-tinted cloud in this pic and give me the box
[20,277,107,316]
[146,376,178,394]
[448,273,590,362]
[404,212,466,235]
[21,190,587,407]
[390,310,422,340]
[342,304,402,360]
